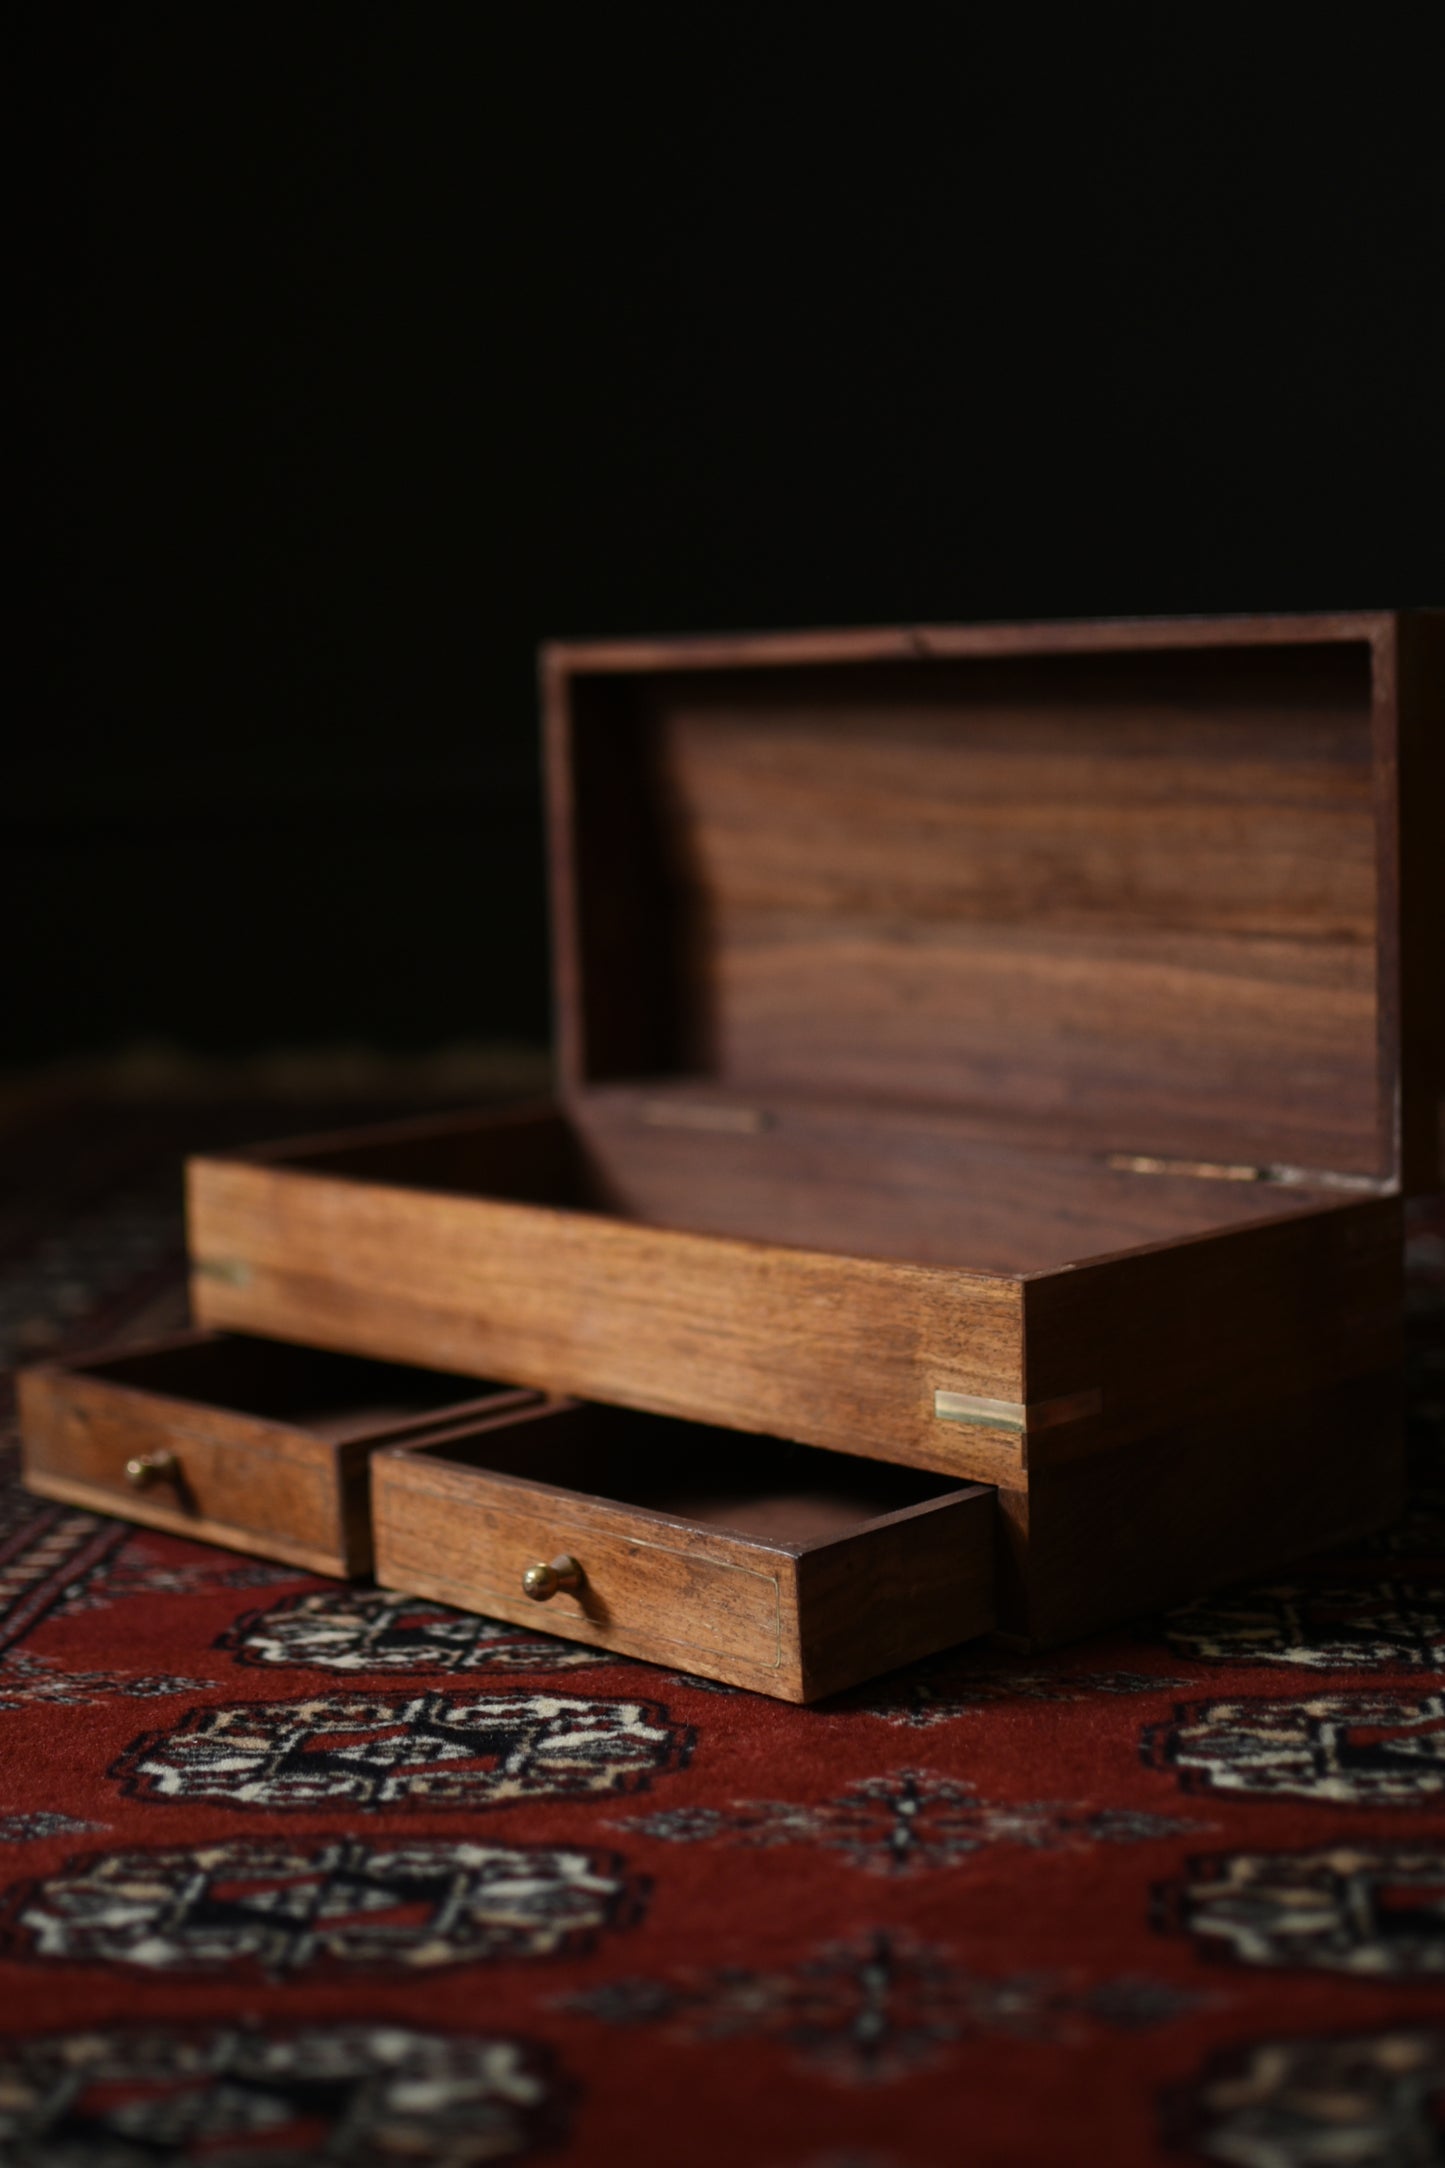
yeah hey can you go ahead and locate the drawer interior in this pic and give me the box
[404,1402,980,1547]
[59,1333,516,1444]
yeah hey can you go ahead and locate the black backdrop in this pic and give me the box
[13,12,1444,1065]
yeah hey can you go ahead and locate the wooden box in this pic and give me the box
[185,612,1441,1643]
[370,1399,995,1700]
[19,1330,537,1575]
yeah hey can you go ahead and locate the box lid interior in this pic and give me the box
[546,615,1435,1187]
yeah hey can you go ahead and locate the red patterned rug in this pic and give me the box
[1,1103,1442,2166]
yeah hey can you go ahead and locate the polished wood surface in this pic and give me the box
[1018,1367,1404,1646]
[1020,1191,1403,1457]
[227,1094,1340,1272]
[545,616,1440,1185]
[188,1142,1027,1484]
[370,1399,996,1700]
[19,1330,536,1575]
[569,1088,1343,1270]
[1009,1194,1404,1641]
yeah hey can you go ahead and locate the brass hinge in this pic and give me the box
[1105,1152,1385,1193]
[641,1101,773,1134]
[934,1387,1103,1434]
[1106,1152,1263,1183]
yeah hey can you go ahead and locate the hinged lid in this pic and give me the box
[542,612,1442,1191]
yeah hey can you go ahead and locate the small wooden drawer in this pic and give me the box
[371,1399,996,1700]
[18,1330,538,1576]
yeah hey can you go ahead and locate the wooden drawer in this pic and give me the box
[18,1330,538,1576]
[371,1399,996,1700]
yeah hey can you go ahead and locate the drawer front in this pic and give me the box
[19,1369,344,1567]
[373,1475,787,1674]
[372,1416,997,1700]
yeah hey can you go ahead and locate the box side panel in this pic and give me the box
[1017,1367,1404,1645]
[187,1159,1025,1483]
[1021,1195,1404,1460]
[793,1488,995,1700]
[546,615,1394,677]
[1013,1196,1405,1641]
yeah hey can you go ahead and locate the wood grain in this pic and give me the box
[570,1086,1336,1272]
[1020,1192,1405,1462]
[236,1093,1343,1272]
[188,1147,1027,1482]
[1015,1366,1404,1645]
[545,627,1425,1180]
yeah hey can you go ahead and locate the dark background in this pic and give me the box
[13,11,1444,1070]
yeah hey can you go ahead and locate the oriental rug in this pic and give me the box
[0,1103,1441,2166]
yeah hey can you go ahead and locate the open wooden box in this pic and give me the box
[183,612,1440,1644]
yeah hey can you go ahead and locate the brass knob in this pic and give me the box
[522,1554,584,1602]
[125,1449,180,1490]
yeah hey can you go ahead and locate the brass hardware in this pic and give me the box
[193,1257,253,1286]
[933,1386,1103,1434]
[522,1554,584,1602]
[1106,1152,1264,1183]
[934,1391,1028,1434]
[641,1101,773,1134]
[125,1449,180,1490]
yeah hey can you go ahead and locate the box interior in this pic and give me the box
[560,638,1388,1180]
[407,1402,970,1545]
[267,1099,1344,1276]
[67,1334,515,1445]
[226,628,1388,1280]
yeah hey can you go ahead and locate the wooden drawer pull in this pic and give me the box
[521,1554,584,1602]
[125,1449,180,1490]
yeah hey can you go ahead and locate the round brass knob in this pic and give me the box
[125,1449,180,1490]
[522,1554,584,1602]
